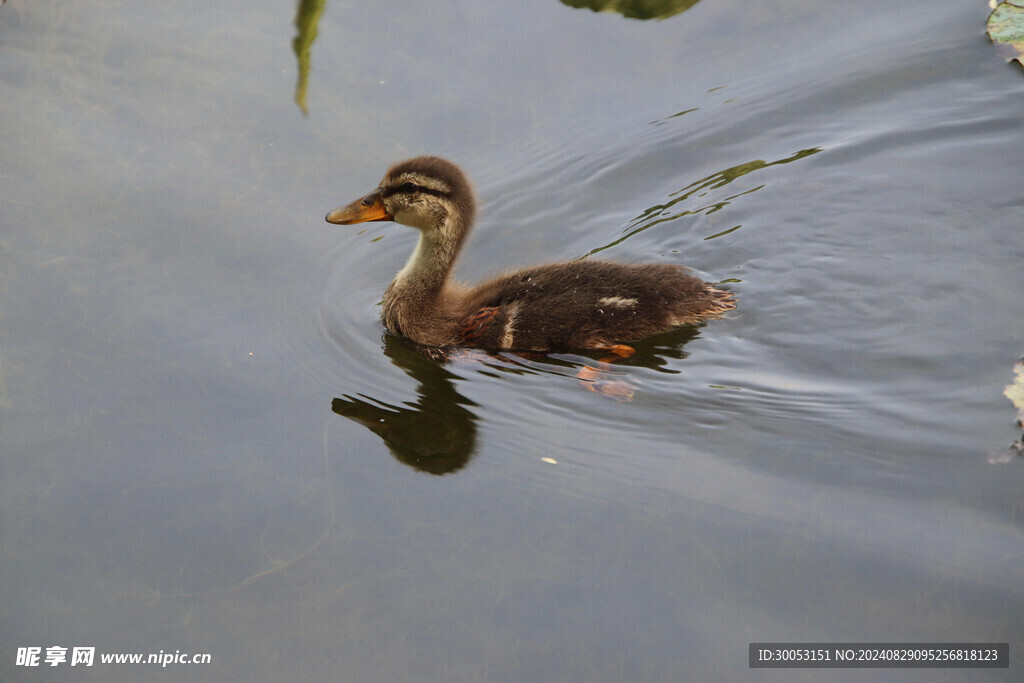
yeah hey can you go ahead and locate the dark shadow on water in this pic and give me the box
[332,325,708,474]
[608,324,702,370]
[494,324,705,390]
[332,335,480,476]
[561,0,701,21]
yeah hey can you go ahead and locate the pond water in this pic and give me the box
[3,0,1023,680]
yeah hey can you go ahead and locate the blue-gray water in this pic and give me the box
[2,0,1023,681]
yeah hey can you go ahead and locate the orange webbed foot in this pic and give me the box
[596,344,636,363]
[577,344,637,401]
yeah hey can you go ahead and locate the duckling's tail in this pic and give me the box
[704,285,737,316]
[665,283,736,327]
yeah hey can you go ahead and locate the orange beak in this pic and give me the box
[325,191,393,224]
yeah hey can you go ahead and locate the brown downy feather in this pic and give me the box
[327,156,736,352]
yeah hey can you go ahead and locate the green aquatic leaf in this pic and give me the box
[561,0,701,21]
[1005,359,1024,426]
[581,147,821,259]
[987,1,1024,67]
[293,0,327,115]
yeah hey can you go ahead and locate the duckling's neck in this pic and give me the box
[383,214,469,338]
[394,231,452,291]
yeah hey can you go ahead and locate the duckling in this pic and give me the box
[325,156,735,354]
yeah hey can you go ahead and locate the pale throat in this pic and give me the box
[395,230,436,283]
[391,209,464,296]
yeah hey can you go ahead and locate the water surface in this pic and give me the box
[2,0,1023,680]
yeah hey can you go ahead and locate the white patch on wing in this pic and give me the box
[597,296,638,308]
[501,303,518,348]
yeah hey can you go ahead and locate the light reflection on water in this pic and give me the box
[3,0,1024,680]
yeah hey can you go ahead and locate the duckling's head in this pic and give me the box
[326,156,476,239]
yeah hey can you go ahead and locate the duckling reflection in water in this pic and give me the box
[332,335,478,475]
[326,156,735,396]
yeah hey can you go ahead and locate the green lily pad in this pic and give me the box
[989,359,1024,462]
[1005,359,1024,426]
[987,1,1024,67]
[561,0,701,21]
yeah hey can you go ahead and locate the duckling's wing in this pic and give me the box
[458,260,734,352]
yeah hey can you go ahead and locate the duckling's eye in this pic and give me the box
[400,182,418,194]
